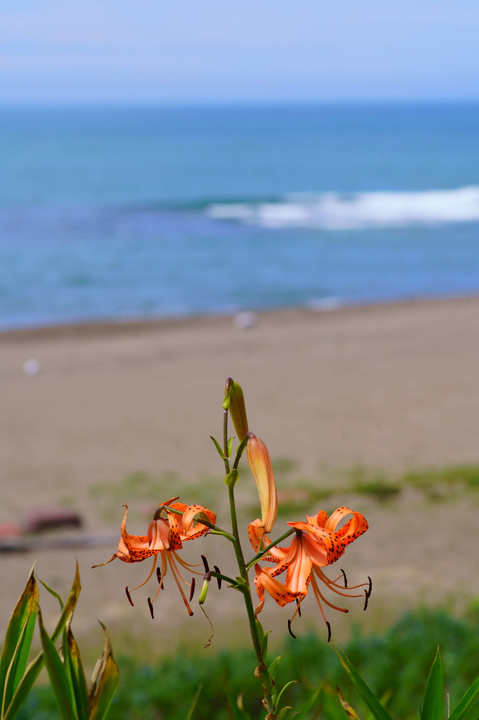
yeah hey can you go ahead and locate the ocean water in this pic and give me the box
[1,103,479,330]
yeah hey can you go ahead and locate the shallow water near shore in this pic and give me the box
[1,102,479,330]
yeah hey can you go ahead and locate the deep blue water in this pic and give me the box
[1,103,479,330]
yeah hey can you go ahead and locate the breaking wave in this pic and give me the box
[206,186,479,230]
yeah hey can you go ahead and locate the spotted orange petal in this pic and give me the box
[254,564,299,616]
[181,504,217,539]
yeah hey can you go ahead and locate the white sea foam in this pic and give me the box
[207,186,479,230]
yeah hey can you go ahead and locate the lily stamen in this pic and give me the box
[249,505,370,634]
[93,498,217,617]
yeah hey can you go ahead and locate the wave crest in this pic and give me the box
[206,186,479,230]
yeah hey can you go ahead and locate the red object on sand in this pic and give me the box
[24,509,83,533]
[0,523,22,538]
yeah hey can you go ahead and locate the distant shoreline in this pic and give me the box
[2,293,479,343]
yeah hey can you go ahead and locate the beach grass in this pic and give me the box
[15,606,479,720]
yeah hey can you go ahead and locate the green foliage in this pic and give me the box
[15,607,479,720]
[0,567,118,720]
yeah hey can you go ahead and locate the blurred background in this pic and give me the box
[1,2,479,717]
[1,1,479,329]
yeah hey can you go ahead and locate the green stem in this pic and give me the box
[223,403,276,717]
[228,484,277,718]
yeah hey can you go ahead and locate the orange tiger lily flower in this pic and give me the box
[93,497,217,617]
[249,506,371,638]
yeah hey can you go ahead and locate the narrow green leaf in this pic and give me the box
[88,622,119,720]
[210,435,225,460]
[64,621,89,720]
[420,649,444,720]
[295,686,322,717]
[277,706,292,719]
[185,684,202,720]
[336,647,393,720]
[37,577,65,611]
[38,611,75,720]
[0,567,39,716]
[447,674,479,720]
[275,681,297,712]
[268,655,282,683]
[50,562,82,645]
[3,655,44,720]
[3,563,81,720]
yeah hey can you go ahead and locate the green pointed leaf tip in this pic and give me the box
[0,568,39,715]
[2,565,82,720]
[210,435,225,460]
[88,623,119,720]
[51,562,81,645]
[336,647,393,720]
[420,648,444,720]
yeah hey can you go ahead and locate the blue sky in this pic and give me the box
[1,0,479,104]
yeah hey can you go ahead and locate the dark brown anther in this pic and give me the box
[295,598,302,617]
[326,621,332,643]
[125,586,134,606]
[201,555,210,573]
[366,576,373,598]
[148,597,154,619]
[204,570,212,582]
[156,567,162,584]
[363,588,370,611]
[189,577,196,601]
[341,568,348,587]
[214,565,222,589]
[287,619,297,639]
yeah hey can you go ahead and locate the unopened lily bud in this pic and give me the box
[224,378,249,440]
[246,433,277,533]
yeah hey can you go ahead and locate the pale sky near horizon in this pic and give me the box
[1,0,479,104]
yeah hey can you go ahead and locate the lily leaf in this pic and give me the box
[0,568,39,717]
[335,647,393,720]
[88,622,119,720]
[275,680,297,712]
[268,655,282,683]
[210,435,225,460]
[420,649,444,720]
[3,564,81,720]
[63,620,89,720]
[38,610,75,720]
[448,675,479,720]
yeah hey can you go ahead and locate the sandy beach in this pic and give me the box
[1,296,479,653]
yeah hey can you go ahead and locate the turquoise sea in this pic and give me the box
[1,103,479,330]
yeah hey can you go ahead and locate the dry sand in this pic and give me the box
[1,296,479,654]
